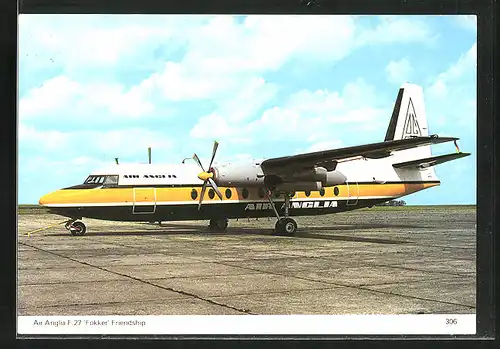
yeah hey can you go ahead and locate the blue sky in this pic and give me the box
[18,15,477,205]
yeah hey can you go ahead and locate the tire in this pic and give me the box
[70,221,87,236]
[209,218,228,231]
[275,218,297,236]
[274,219,285,235]
[282,218,297,235]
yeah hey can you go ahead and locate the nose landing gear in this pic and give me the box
[65,220,87,236]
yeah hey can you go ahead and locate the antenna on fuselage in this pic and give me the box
[115,158,119,165]
[148,147,152,164]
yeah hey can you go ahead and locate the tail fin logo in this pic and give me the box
[402,98,421,139]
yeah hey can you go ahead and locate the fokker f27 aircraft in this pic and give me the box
[38,83,470,236]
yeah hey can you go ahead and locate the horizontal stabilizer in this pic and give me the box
[392,152,471,169]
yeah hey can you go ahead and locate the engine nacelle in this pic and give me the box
[281,167,328,182]
[281,167,346,187]
[213,163,266,187]
[275,182,323,192]
[324,170,347,186]
[213,163,346,188]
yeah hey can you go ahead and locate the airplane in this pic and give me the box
[38,83,470,237]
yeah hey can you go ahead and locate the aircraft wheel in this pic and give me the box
[275,218,297,236]
[209,218,228,231]
[69,221,87,236]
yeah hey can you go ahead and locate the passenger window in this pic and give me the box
[225,188,232,199]
[242,188,249,199]
[173,175,177,178]
[191,189,198,200]
[208,189,215,199]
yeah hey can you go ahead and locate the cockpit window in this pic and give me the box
[104,175,118,185]
[84,175,118,186]
[84,175,104,184]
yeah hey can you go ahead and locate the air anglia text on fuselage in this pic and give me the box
[244,201,338,211]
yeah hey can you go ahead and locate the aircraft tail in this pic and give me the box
[385,83,432,160]
[383,83,470,183]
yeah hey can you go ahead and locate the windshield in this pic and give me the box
[84,175,105,184]
[84,175,118,185]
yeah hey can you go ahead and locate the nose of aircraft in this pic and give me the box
[39,192,52,206]
[39,191,63,206]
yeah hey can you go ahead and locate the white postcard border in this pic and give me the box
[18,314,476,335]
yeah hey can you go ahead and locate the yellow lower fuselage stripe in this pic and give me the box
[41,182,439,206]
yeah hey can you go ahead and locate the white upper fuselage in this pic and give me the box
[89,150,437,187]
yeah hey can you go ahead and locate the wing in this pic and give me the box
[260,136,458,173]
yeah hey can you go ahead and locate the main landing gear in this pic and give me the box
[65,220,87,236]
[209,218,228,232]
[266,189,298,236]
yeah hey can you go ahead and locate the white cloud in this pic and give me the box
[305,140,344,153]
[455,15,477,31]
[19,75,155,121]
[189,113,238,140]
[19,76,81,119]
[428,42,476,98]
[220,77,279,123]
[186,15,358,74]
[127,15,433,105]
[425,41,476,135]
[19,123,173,158]
[19,15,437,129]
[385,58,413,85]
[148,62,236,101]
[189,78,390,149]
[357,16,437,46]
[19,14,203,70]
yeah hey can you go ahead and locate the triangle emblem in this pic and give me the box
[402,98,421,139]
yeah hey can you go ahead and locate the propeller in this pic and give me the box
[193,141,223,210]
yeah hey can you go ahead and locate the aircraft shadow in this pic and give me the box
[52,222,411,244]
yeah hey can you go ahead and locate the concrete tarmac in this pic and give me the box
[17,206,476,316]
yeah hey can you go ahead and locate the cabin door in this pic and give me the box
[133,188,157,214]
[346,181,359,206]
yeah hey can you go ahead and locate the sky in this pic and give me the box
[18,15,477,205]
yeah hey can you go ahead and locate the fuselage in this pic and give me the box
[38,153,440,222]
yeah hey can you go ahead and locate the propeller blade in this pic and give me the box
[208,178,223,200]
[208,140,219,169]
[198,182,207,210]
[192,153,205,172]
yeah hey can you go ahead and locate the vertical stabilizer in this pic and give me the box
[385,83,432,160]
